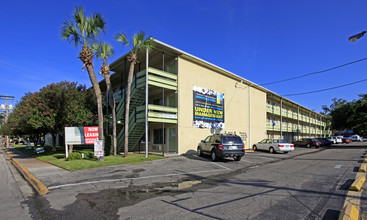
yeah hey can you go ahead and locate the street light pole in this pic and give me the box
[0,95,14,148]
[349,31,367,42]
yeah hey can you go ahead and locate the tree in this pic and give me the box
[324,95,367,136]
[92,41,117,155]
[0,82,98,149]
[61,5,105,159]
[115,31,154,157]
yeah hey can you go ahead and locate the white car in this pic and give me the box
[350,135,362,142]
[328,137,336,144]
[253,139,294,154]
[334,136,343,144]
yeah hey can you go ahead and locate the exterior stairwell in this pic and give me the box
[116,71,146,153]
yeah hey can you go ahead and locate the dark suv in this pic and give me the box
[197,134,245,161]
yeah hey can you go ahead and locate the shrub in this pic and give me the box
[84,152,96,160]
[66,152,82,161]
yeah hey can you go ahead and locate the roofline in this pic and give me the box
[152,39,322,116]
[107,38,323,116]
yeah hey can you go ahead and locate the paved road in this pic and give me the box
[19,143,366,219]
[0,148,32,219]
[114,147,364,219]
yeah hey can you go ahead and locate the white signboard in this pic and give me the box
[65,127,85,145]
[94,140,103,157]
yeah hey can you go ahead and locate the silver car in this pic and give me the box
[253,139,294,154]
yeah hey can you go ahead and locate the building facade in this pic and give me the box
[102,39,326,155]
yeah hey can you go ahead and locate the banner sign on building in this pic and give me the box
[193,85,225,129]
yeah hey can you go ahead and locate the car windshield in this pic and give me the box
[222,136,243,144]
[311,139,318,142]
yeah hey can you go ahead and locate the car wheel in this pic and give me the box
[234,156,242,161]
[211,150,217,162]
[269,147,275,154]
[306,144,311,148]
[197,147,203,157]
[253,145,257,151]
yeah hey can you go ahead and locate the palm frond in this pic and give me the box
[132,31,145,48]
[115,32,129,46]
[73,5,86,35]
[92,41,114,61]
[86,12,105,39]
[61,19,81,47]
[140,37,155,53]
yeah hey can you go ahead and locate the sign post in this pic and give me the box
[94,140,103,161]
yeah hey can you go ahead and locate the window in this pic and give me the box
[153,129,165,144]
[204,136,211,142]
[210,135,220,143]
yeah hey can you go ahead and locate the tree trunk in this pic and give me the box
[124,61,136,158]
[69,144,73,154]
[85,64,104,161]
[104,74,117,155]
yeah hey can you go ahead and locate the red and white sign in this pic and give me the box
[84,127,99,144]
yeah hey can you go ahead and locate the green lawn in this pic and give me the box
[13,145,165,171]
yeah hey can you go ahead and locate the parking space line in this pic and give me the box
[211,162,231,170]
[48,169,228,190]
[248,155,275,160]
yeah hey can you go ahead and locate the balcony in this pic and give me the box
[147,104,177,123]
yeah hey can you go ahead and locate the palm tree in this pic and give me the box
[92,42,117,155]
[115,31,154,157]
[61,6,105,158]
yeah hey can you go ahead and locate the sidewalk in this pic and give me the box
[6,147,69,179]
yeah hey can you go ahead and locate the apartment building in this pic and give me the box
[101,39,326,155]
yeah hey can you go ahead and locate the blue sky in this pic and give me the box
[1,0,367,113]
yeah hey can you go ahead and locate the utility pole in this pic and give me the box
[0,95,15,148]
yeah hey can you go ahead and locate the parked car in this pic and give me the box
[293,138,320,148]
[350,135,362,142]
[252,139,294,154]
[334,136,343,144]
[316,138,331,146]
[197,134,245,161]
[342,137,351,144]
[328,137,336,144]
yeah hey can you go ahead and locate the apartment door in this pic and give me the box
[168,127,177,153]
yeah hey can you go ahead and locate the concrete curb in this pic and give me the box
[349,176,366,191]
[339,155,367,220]
[1,146,49,195]
[338,205,359,220]
[359,164,367,172]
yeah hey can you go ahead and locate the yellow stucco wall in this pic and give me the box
[177,57,267,154]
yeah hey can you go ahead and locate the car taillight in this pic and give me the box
[242,144,245,150]
[279,144,284,147]
[290,144,294,148]
[218,144,223,150]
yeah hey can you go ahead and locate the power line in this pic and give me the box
[260,57,367,86]
[281,78,367,97]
